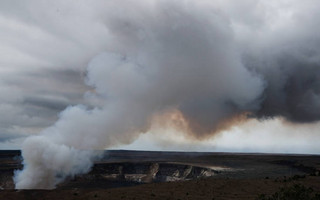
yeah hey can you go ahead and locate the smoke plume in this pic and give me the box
[14,0,320,189]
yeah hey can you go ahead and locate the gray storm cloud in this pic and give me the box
[10,0,320,189]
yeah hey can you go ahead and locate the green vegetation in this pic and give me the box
[256,184,320,200]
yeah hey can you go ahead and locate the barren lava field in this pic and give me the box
[0,150,320,200]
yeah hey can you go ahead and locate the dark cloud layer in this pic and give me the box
[253,58,320,123]
[243,25,320,123]
[0,68,90,142]
[0,0,318,189]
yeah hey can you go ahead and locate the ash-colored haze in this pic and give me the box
[10,0,320,189]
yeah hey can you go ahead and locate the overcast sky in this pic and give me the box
[1,0,320,153]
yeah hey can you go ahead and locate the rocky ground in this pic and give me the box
[0,150,320,199]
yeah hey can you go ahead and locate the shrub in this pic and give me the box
[256,184,320,200]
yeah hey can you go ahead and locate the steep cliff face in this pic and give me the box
[53,162,218,189]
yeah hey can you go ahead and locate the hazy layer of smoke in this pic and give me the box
[230,0,320,122]
[13,0,320,189]
[14,0,264,189]
[122,117,320,154]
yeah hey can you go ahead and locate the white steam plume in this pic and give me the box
[14,0,320,189]
[17,0,320,189]
[14,0,264,189]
